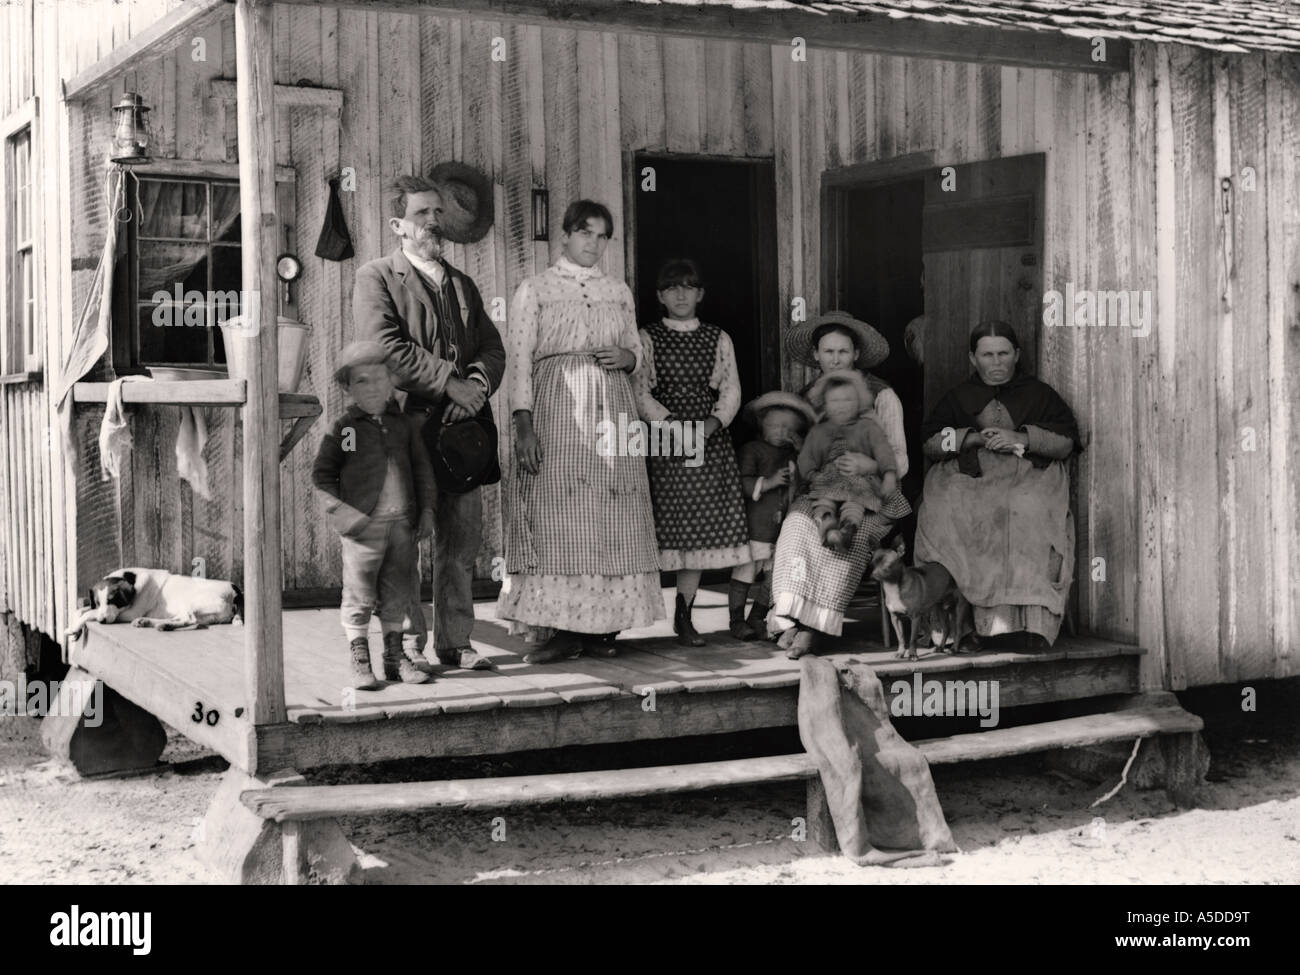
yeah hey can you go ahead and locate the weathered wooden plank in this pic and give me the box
[71,623,255,770]
[419,15,456,195]
[172,16,224,162]
[919,705,1201,765]
[72,380,246,405]
[704,39,744,157]
[1167,45,1221,687]
[285,686,798,768]
[222,12,237,161]
[209,79,343,112]
[245,753,820,820]
[799,47,822,330]
[876,54,904,162]
[128,158,297,182]
[616,31,651,151]
[1222,54,1273,681]
[1265,52,1300,678]
[904,56,938,155]
[1084,68,1138,645]
[379,11,419,181]
[741,42,772,158]
[661,36,703,153]
[273,0,1130,74]
[846,52,871,164]
[1038,70,1085,631]
[1142,42,1179,690]
[771,44,797,387]
[813,50,834,172]
[542,27,579,243]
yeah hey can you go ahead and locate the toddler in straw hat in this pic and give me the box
[728,391,817,639]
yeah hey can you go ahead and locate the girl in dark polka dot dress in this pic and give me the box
[633,259,751,646]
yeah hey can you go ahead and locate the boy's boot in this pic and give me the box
[383,631,430,684]
[728,579,756,640]
[350,637,381,691]
[674,593,705,647]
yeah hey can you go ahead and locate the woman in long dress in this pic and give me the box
[767,312,911,657]
[633,258,751,646]
[914,320,1081,649]
[496,200,664,663]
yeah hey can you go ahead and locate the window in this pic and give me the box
[2,98,38,376]
[114,176,243,369]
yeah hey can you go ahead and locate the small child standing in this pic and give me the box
[312,341,436,690]
[729,392,816,639]
[800,369,898,554]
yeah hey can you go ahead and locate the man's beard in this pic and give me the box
[411,225,444,259]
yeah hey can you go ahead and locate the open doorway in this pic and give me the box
[628,152,779,442]
[823,177,927,493]
[823,153,1046,492]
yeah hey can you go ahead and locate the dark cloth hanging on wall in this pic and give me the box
[315,177,355,261]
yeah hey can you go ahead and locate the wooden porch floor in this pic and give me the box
[69,586,1144,775]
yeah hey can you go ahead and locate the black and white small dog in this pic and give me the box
[65,569,243,642]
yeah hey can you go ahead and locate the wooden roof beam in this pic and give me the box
[63,0,233,101]
[272,0,1129,73]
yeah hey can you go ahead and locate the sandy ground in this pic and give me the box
[2,682,1297,885]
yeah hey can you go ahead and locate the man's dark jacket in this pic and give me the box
[353,248,505,413]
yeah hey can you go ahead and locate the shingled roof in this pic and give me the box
[690,0,1300,54]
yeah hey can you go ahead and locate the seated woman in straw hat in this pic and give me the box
[766,312,911,658]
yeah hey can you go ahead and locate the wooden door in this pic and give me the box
[921,154,1045,415]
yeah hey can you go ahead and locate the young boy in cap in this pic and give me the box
[312,341,436,689]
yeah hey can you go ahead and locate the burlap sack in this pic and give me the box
[798,657,958,865]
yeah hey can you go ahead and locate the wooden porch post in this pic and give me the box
[235,0,286,727]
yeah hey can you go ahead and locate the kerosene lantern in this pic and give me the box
[110,92,153,166]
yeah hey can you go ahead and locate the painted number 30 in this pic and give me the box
[191,702,220,726]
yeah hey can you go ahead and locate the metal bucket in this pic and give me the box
[219,314,312,393]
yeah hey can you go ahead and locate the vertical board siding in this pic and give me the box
[1168,46,1222,686]
[1224,54,1273,681]
[1264,52,1300,678]
[14,8,1293,684]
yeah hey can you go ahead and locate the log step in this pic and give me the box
[242,701,1202,823]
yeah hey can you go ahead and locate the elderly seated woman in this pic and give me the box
[914,320,1082,651]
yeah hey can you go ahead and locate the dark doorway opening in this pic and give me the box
[824,177,927,492]
[628,152,780,442]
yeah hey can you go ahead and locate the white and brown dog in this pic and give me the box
[65,569,243,641]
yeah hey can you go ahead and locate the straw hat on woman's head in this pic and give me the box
[785,310,890,370]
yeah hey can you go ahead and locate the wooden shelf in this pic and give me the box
[71,381,322,460]
[73,379,246,406]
